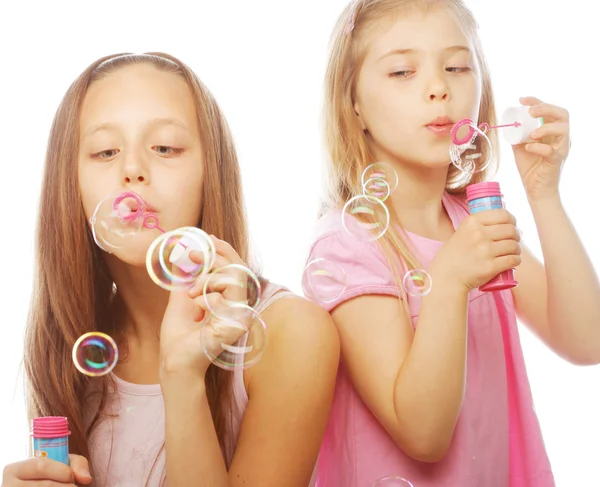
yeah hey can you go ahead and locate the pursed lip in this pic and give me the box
[426,115,455,127]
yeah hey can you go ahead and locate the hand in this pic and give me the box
[2,454,91,486]
[159,235,254,378]
[430,209,521,293]
[512,96,571,202]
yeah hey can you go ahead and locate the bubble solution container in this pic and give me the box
[466,181,518,292]
[31,416,71,465]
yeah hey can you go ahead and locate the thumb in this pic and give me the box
[68,454,92,484]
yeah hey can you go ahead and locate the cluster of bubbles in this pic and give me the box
[73,191,267,377]
[449,119,492,177]
[302,162,433,305]
[75,119,485,377]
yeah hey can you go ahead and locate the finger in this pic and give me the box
[69,454,92,484]
[188,255,231,298]
[493,253,522,274]
[195,292,224,313]
[487,223,521,242]
[519,95,543,106]
[491,239,521,258]
[8,457,74,482]
[187,249,214,273]
[209,235,244,265]
[474,209,516,227]
[527,102,569,123]
[524,142,555,159]
[530,122,569,141]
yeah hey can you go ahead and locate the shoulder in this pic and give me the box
[245,293,339,391]
[308,208,390,266]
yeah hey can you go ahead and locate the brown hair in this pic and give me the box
[23,52,262,483]
[322,0,498,291]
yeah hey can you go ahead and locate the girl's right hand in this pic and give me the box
[430,208,521,293]
[1,454,92,486]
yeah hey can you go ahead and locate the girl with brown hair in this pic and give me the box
[2,52,339,487]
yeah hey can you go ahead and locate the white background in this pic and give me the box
[1,1,598,485]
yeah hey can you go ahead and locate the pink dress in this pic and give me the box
[303,192,555,487]
[84,282,297,487]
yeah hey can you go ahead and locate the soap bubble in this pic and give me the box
[372,477,415,487]
[342,195,390,241]
[90,191,146,252]
[201,304,267,370]
[449,122,492,175]
[203,264,261,317]
[302,258,347,304]
[361,162,398,196]
[146,227,215,291]
[403,269,432,297]
[363,177,391,201]
[72,332,119,377]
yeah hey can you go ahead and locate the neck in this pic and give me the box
[105,255,169,345]
[391,165,450,234]
[368,145,453,239]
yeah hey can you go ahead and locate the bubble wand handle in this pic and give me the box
[451,118,521,146]
[142,214,189,250]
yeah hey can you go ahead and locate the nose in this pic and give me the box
[427,73,450,102]
[121,151,149,186]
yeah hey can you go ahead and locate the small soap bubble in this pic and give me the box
[361,162,398,195]
[203,264,261,317]
[201,304,267,370]
[146,227,215,291]
[403,269,432,297]
[302,258,347,304]
[72,332,119,377]
[372,477,415,487]
[90,191,146,252]
[342,195,390,241]
[449,123,491,174]
[363,177,391,201]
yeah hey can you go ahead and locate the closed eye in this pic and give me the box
[90,149,119,160]
[446,67,471,73]
[153,146,185,156]
[390,70,414,78]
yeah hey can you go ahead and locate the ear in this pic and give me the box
[353,100,367,131]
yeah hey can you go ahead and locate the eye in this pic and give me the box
[446,67,471,73]
[390,70,414,78]
[90,149,119,160]
[153,146,185,156]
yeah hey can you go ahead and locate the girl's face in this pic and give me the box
[78,63,204,265]
[354,5,482,169]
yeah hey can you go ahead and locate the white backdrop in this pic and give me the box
[1,1,598,485]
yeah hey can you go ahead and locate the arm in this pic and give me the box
[331,272,469,462]
[161,297,340,487]
[512,195,600,365]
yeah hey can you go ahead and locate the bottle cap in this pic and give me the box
[31,417,71,439]
[466,181,502,202]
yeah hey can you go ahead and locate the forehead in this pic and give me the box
[363,5,471,59]
[80,63,198,130]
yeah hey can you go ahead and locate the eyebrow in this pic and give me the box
[82,117,191,139]
[378,45,471,60]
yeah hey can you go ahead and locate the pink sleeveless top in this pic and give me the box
[303,192,555,487]
[84,282,295,487]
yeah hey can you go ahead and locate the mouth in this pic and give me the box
[115,194,158,218]
[426,116,455,136]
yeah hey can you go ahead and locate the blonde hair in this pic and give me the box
[24,52,264,486]
[322,0,499,296]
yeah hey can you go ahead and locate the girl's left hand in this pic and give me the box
[512,96,571,202]
[159,235,253,379]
